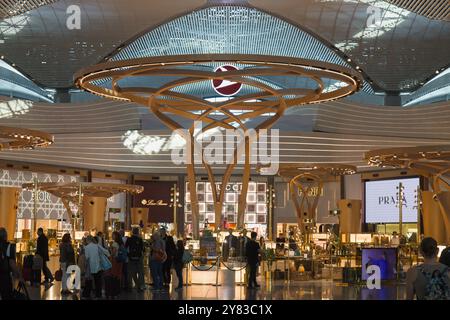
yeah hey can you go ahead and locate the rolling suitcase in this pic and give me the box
[104,275,121,298]
[22,267,33,283]
[22,254,34,284]
[23,255,34,269]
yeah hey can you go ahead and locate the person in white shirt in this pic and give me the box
[82,235,110,299]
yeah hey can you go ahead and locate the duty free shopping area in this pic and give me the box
[0,0,450,303]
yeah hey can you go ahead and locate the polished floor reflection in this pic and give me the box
[25,279,407,300]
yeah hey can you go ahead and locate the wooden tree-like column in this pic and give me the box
[365,145,450,243]
[22,182,144,239]
[75,54,363,238]
[260,163,356,236]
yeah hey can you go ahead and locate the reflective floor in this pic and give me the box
[24,279,407,300]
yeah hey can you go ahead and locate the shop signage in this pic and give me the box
[212,65,242,96]
[217,182,242,192]
[132,181,175,223]
[298,187,324,197]
[141,199,169,206]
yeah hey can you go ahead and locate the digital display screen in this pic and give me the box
[364,177,419,223]
[362,248,397,280]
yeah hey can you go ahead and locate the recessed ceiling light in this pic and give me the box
[436,70,440,74]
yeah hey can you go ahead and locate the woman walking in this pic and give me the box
[59,233,75,295]
[104,231,124,298]
[149,231,166,291]
[82,235,110,299]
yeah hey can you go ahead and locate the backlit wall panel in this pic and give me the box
[184,181,268,225]
[0,169,79,221]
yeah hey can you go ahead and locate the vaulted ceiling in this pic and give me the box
[0,0,448,93]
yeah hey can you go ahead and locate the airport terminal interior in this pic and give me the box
[0,0,449,301]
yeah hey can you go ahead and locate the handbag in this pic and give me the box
[99,246,112,271]
[153,249,167,263]
[55,268,63,281]
[182,251,193,264]
[12,281,30,300]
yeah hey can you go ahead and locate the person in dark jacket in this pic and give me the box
[161,228,176,286]
[245,231,261,289]
[0,228,22,300]
[36,227,54,284]
[238,229,251,259]
[173,240,185,290]
[125,227,145,292]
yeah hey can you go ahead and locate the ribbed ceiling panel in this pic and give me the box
[112,6,373,93]
[386,0,449,21]
[113,7,348,67]
[0,0,59,18]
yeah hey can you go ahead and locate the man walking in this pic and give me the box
[245,231,261,289]
[125,227,145,292]
[160,228,176,286]
[36,228,54,284]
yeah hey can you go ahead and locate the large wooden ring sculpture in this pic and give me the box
[22,182,144,238]
[260,163,356,236]
[365,145,450,243]
[0,125,53,150]
[75,54,362,238]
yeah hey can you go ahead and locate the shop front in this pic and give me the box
[132,180,179,237]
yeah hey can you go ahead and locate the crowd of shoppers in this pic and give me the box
[75,226,188,298]
[2,223,450,300]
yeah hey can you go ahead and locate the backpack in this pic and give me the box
[182,251,193,264]
[116,245,128,263]
[127,237,143,261]
[419,266,450,300]
[0,243,10,273]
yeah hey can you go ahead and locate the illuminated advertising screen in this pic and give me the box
[364,177,419,223]
[362,248,397,280]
